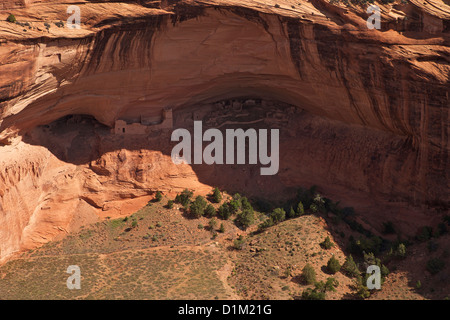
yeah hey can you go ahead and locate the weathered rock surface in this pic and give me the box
[0,0,449,262]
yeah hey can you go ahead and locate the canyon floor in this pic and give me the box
[0,192,448,300]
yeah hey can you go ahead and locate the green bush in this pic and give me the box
[6,14,16,23]
[154,191,162,202]
[320,236,334,250]
[416,280,422,289]
[396,243,407,258]
[209,217,217,230]
[174,189,193,207]
[205,204,216,217]
[327,255,341,274]
[270,208,286,223]
[212,187,222,203]
[301,287,325,300]
[218,223,225,233]
[218,202,232,220]
[166,200,174,209]
[241,197,253,212]
[297,201,305,216]
[258,217,274,231]
[301,263,316,285]
[190,196,207,218]
[354,275,370,299]
[236,209,255,229]
[228,199,240,214]
[342,255,359,277]
[233,235,245,250]
[288,206,296,219]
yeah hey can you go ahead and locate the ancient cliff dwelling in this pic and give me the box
[114,107,173,134]
[0,0,448,303]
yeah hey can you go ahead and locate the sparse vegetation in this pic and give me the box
[233,235,245,250]
[205,204,216,217]
[236,209,255,229]
[301,263,316,285]
[154,191,162,202]
[212,187,222,203]
[190,195,208,218]
[320,236,334,250]
[327,255,341,274]
[342,255,359,278]
[6,14,16,23]
[175,189,193,207]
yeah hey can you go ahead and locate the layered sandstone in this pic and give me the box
[0,0,449,262]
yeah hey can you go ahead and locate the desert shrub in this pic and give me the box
[354,275,370,299]
[416,280,422,289]
[218,203,232,220]
[175,189,193,207]
[236,209,255,229]
[396,243,407,258]
[270,208,286,224]
[327,255,341,274]
[190,196,207,218]
[288,206,296,219]
[131,220,138,228]
[6,14,16,23]
[324,277,339,291]
[166,200,174,209]
[258,217,274,231]
[309,204,318,213]
[313,193,326,212]
[228,199,240,214]
[426,258,445,275]
[348,236,383,256]
[320,236,334,250]
[209,217,217,230]
[154,191,162,202]
[212,187,222,203]
[342,255,359,277]
[301,287,325,300]
[301,278,337,300]
[205,204,216,217]
[218,223,225,233]
[233,235,245,250]
[301,263,316,285]
[297,201,305,216]
[241,197,253,212]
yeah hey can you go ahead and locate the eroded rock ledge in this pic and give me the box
[0,0,449,262]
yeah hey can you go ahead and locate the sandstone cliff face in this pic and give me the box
[0,0,449,262]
